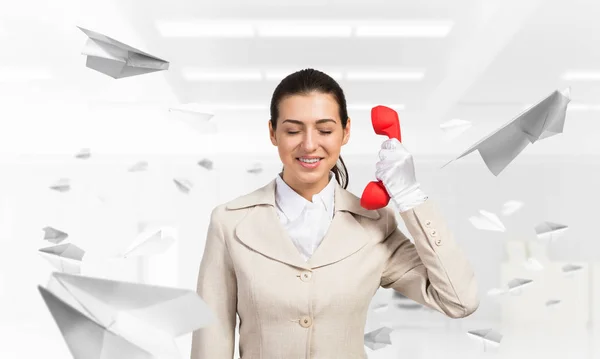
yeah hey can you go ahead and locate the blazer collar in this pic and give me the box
[227,179,380,270]
[226,179,380,220]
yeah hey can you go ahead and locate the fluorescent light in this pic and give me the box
[155,20,254,37]
[256,22,352,37]
[345,71,425,81]
[0,67,53,82]
[562,71,600,81]
[348,104,405,111]
[355,20,454,37]
[264,69,344,81]
[181,68,262,81]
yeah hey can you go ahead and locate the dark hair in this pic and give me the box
[269,68,350,189]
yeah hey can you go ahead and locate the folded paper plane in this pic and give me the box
[442,88,571,175]
[42,226,69,244]
[39,272,214,359]
[78,26,169,79]
[38,243,85,274]
[535,221,568,241]
[468,210,506,232]
[364,326,393,351]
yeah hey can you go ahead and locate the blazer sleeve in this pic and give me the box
[380,199,479,318]
[191,206,237,359]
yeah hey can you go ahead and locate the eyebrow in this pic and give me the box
[282,119,337,125]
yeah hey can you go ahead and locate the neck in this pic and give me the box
[282,171,330,202]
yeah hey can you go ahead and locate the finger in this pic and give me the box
[381,138,401,150]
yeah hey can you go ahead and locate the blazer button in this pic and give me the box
[300,271,312,282]
[425,220,432,227]
[435,239,442,246]
[430,229,437,237]
[299,316,312,328]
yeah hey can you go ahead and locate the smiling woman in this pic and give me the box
[191,68,479,359]
[268,69,352,199]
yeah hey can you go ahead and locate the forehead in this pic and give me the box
[278,92,340,122]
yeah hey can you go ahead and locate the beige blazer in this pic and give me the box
[191,179,479,359]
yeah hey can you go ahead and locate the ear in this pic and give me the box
[342,117,351,145]
[268,120,277,146]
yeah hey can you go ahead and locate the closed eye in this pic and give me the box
[320,131,332,134]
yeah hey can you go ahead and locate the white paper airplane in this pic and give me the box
[546,299,561,307]
[39,243,85,274]
[440,118,472,140]
[507,277,533,293]
[247,162,263,174]
[78,26,169,79]
[534,221,568,241]
[128,161,148,172]
[442,88,571,176]
[122,226,177,258]
[523,257,544,271]
[42,226,69,244]
[467,328,503,349]
[468,210,506,232]
[50,178,71,192]
[197,158,214,170]
[562,263,583,274]
[38,286,156,359]
[364,326,393,351]
[173,178,193,194]
[75,148,91,159]
[39,272,215,359]
[501,200,524,216]
[168,104,217,134]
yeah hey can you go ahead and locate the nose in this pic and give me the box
[301,132,318,152]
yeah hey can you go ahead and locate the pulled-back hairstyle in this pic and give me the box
[269,68,350,189]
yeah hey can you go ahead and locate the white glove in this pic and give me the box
[375,138,428,212]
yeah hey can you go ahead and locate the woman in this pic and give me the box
[191,69,479,359]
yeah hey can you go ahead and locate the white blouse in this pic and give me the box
[274,172,336,262]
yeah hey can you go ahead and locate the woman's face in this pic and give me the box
[269,91,351,190]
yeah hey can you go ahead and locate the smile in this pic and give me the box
[296,157,323,168]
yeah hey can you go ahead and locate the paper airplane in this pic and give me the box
[364,327,393,351]
[467,328,502,349]
[523,257,544,271]
[122,226,177,258]
[39,272,214,358]
[78,26,169,79]
[38,243,85,274]
[501,200,524,216]
[49,178,71,192]
[442,88,571,176]
[440,118,472,140]
[75,148,91,159]
[562,263,583,274]
[534,221,568,241]
[42,226,69,244]
[173,178,193,194]
[507,277,533,293]
[38,286,155,359]
[468,210,506,232]
[546,299,561,307]
[197,158,214,170]
[486,288,506,297]
[168,104,217,133]
[247,162,263,174]
[128,161,148,172]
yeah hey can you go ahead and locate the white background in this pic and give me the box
[1,0,600,358]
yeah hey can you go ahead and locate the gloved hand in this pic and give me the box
[375,138,428,212]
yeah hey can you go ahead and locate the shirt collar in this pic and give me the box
[275,171,336,222]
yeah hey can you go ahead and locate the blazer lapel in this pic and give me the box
[226,179,381,270]
[228,180,310,270]
[307,182,381,269]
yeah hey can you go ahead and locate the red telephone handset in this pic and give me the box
[360,105,402,210]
